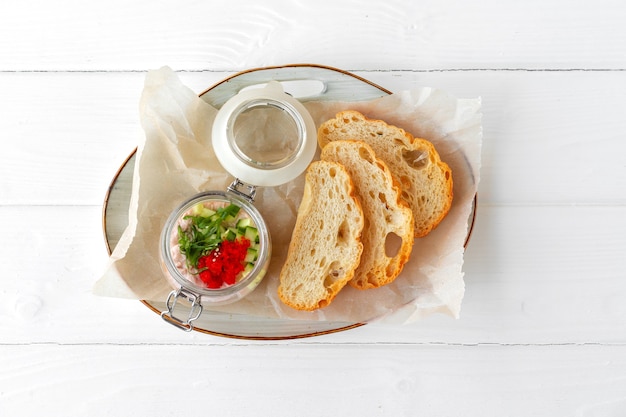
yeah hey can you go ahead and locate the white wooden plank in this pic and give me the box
[406,204,626,344]
[1,0,625,71]
[0,71,221,206]
[0,72,143,206]
[1,204,624,345]
[0,344,624,417]
[2,70,625,206]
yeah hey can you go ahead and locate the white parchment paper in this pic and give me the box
[94,66,482,324]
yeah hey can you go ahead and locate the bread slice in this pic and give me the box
[278,160,364,311]
[318,110,453,238]
[321,140,414,290]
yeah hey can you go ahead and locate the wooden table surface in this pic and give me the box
[1,1,625,416]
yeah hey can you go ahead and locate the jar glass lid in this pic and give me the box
[212,81,317,187]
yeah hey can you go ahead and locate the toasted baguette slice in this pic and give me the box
[321,140,414,290]
[318,110,453,238]
[278,160,364,311]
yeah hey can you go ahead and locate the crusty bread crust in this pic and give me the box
[321,140,414,290]
[278,160,364,311]
[318,110,453,238]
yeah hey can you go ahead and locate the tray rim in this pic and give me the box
[197,62,394,97]
[101,63,477,340]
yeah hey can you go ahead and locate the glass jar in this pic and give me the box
[159,81,316,331]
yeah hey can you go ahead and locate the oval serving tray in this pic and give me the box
[102,64,476,340]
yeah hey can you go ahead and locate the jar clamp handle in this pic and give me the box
[227,178,257,202]
[160,288,203,332]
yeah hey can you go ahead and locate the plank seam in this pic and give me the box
[0,68,625,74]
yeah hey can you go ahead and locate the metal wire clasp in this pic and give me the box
[160,288,203,332]
[227,178,257,202]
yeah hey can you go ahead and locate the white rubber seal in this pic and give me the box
[212,81,317,187]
